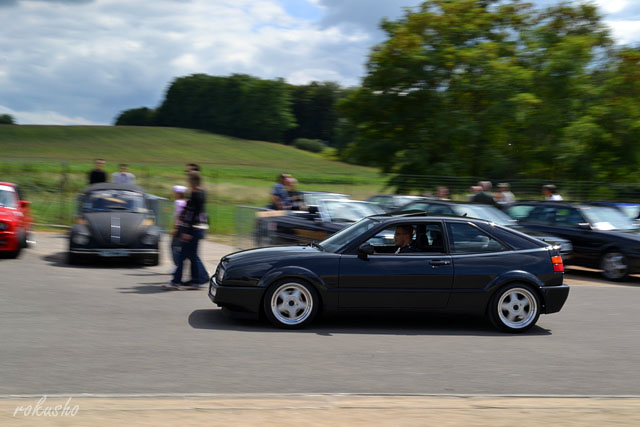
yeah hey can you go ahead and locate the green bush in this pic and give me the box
[293,138,325,153]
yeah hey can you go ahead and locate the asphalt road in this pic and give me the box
[1,233,639,396]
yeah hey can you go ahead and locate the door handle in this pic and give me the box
[429,260,451,267]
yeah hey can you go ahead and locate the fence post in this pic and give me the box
[60,161,69,224]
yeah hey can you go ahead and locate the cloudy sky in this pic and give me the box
[1,0,639,125]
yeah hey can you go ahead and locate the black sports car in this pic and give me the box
[396,199,573,257]
[211,213,569,332]
[68,183,162,265]
[255,199,385,246]
[507,201,640,281]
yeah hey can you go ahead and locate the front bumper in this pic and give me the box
[209,275,263,315]
[0,231,19,251]
[541,284,570,314]
[69,248,158,257]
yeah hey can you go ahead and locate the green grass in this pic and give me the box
[0,125,390,235]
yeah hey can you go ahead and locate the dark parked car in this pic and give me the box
[507,201,640,280]
[396,199,573,257]
[68,183,162,265]
[255,199,385,246]
[211,214,569,332]
[367,194,423,212]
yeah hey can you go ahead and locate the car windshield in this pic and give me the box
[304,193,349,206]
[320,217,380,253]
[82,190,145,213]
[581,206,638,231]
[452,204,516,226]
[320,200,385,223]
[0,187,17,208]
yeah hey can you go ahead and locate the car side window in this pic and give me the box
[525,206,555,225]
[507,205,535,220]
[447,223,507,254]
[363,222,446,255]
[555,208,584,226]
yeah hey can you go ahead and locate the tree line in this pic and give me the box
[115,0,640,192]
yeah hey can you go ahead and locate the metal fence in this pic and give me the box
[4,159,640,235]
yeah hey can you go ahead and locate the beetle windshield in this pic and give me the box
[320,217,380,253]
[82,190,146,213]
[581,206,638,231]
[0,187,17,208]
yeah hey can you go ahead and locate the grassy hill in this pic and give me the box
[0,126,388,235]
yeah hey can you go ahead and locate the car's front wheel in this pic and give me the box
[263,279,319,329]
[488,283,541,333]
[600,251,628,281]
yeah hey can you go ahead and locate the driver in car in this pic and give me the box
[394,225,416,254]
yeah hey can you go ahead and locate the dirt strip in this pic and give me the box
[2,395,640,426]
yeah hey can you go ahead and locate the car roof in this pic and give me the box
[0,182,16,188]
[369,210,496,225]
[82,182,145,193]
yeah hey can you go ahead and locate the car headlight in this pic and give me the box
[141,228,160,245]
[72,233,89,245]
[216,266,225,284]
[0,222,8,231]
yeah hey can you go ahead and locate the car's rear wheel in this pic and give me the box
[600,251,628,281]
[263,280,319,329]
[488,283,540,333]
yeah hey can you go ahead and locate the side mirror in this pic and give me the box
[19,200,31,209]
[308,206,319,214]
[577,223,591,230]
[358,243,375,260]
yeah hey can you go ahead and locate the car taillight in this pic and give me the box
[551,255,564,272]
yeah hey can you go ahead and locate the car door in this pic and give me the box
[445,221,515,299]
[338,221,453,309]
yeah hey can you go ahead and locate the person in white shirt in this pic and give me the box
[112,164,136,184]
[543,184,563,200]
[497,183,515,205]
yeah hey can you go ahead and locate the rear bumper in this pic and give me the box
[541,284,570,314]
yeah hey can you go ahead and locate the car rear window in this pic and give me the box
[477,223,548,250]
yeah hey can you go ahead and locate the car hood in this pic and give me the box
[84,212,148,246]
[0,208,21,223]
[223,245,322,265]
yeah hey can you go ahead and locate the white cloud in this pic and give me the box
[605,19,640,45]
[0,104,97,125]
[1,0,639,125]
[596,0,629,15]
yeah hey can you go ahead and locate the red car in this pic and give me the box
[0,182,33,258]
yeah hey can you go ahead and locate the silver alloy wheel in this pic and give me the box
[497,287,537,330]
[601,252,627,280]
[270,282,313,326]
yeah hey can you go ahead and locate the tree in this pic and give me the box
[114,107,156,126]
[339,0,620,191]
[0,114,15,125]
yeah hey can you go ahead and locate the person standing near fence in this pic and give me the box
[88,159,107,184]
[112,163,136,184]
[165,171,209,290]
[270,173,291,210]
[543,184,563,201]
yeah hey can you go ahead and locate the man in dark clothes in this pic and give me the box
[471,181,497,206]
[394,225,415,254]
[88,159,107,184]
